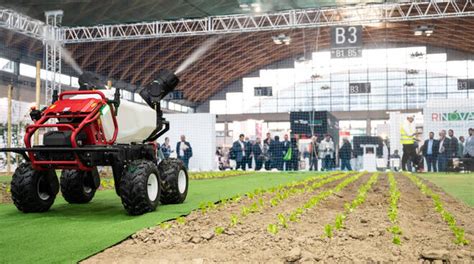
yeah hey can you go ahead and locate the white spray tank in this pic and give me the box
[76,70,179,144]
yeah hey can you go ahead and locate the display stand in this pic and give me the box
[360,144,378,172]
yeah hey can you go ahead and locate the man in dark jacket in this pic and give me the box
[421,131,439,172]
[244,137,253,169]
[252,137,264,170]
[176,135,193,169]
[269,135,284,170]
[232,134,247,170]
[448,129,459,158]
[339,138,352,171]
[282,134,291,171]
[437,130,451,172]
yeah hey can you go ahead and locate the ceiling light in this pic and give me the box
[414,25,434,37]
[272,34,291,45]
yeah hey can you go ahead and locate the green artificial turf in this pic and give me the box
[0,171,324,264]
[0,176,11,184]
[419,173,474,207]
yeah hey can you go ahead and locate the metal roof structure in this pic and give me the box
[1,1,473,104]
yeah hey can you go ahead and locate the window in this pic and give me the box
[254,86,273,96]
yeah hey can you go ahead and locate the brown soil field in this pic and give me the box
[83,172,474,263]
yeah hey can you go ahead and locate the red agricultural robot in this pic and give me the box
[1,70,188,215]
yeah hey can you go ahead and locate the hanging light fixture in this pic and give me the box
[272,34,291,45]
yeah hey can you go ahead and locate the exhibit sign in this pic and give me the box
[349,82,371,94]
[423,99,474,140]
[330,26,363,58]
[457,79,474,90]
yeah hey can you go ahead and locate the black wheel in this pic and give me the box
[60,169,98,204]
[158,158,188,204]
[119,160,160,215]
[10,163,59,213]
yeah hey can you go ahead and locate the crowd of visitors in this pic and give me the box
[417,128,474,172]
[226,132,352,171]
[400,115,473,172]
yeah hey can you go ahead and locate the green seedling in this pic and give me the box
[199,202,207,214]
[289,212,299,222]
[344,202,352,213]
[324,224,333,238]
[176,216,186,225]
[220,198,227,206]
[270,198,279,207]
[258,197,265,207]
[392,235,401,245]
[159,222,172,229]
[278,213,288,228]
[241,206,250,217]
[231,195,241,203]
[230,214,239,227]
[267,224,279,235]
[334,214,345,230]
[214,226,225,235]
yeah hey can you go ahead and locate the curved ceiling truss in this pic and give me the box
[66,17,474,103]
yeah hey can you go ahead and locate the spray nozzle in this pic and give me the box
[78,71,104,90]
[139,69,179,108]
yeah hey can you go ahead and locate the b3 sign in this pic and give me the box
[331,26,362,58]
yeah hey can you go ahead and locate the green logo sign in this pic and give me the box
[432,111,474,122]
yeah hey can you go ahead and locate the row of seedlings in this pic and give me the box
[387,172,402,245]
[215,172,351,235]
[324,172,379,238]
[404,173,469,245]
[268,172,366,235]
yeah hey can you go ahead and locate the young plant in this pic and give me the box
[324,224,333,238]
[267,224,279,235]
[159,222,172,229]
[278,213,288,228]
[230,214,239,227]
[334,214,345,230]
[176,216,186,225]
[214,226,225,235]
[241,206,251,217]
[392,235,401,245]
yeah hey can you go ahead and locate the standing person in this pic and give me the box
[232,134,247,170]
[437,130,451,172]
[161,137,172,159]
[263,133,273,170]
[290,138,300,171]
[319,134,335,171]
[448,129,459,158]
[421,132,439,172]
[252,137,264,170]
[464,128,474,158]
[269,136,284,170]
[400,115,417,171]
[176,135,193,169]
[339,138,352,171]
[244,137,253,169]
[309,136,319,171]
[282,134,291,171]
[458,136,465,158]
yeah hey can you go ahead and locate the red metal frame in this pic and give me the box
[24,90,119,171]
